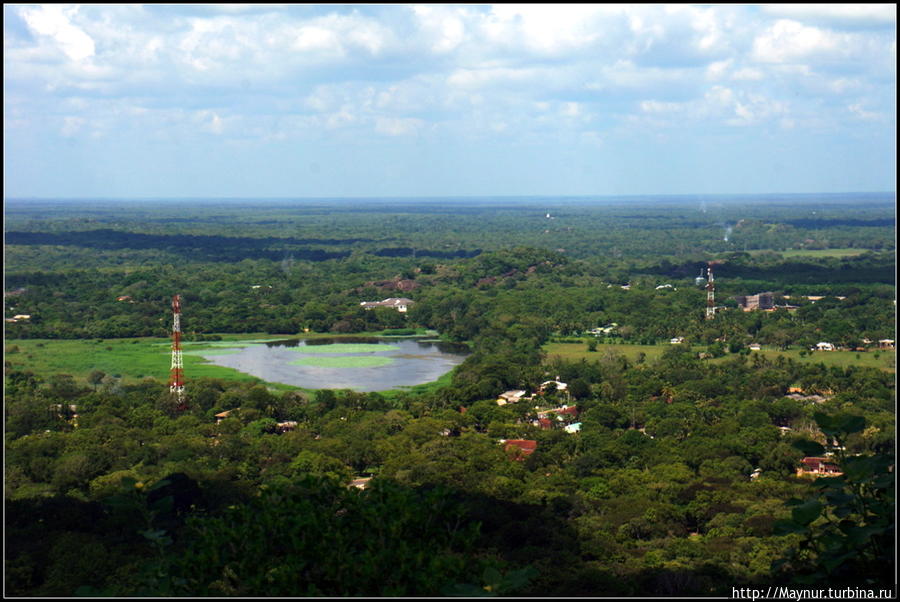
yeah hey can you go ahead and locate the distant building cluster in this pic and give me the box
[494,379,580,444]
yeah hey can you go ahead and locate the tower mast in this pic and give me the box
[706,262,716,320]
[169,294,186,410]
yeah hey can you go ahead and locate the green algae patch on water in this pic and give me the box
[182,348,244,356]
[288,356,395,368]
[289,343,399,354]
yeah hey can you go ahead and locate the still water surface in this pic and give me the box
[197,337,469,391]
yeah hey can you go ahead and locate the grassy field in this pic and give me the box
[544,342,669,363]
[732,347,896,372]
[747,248,871,259]
[544,340,895,372]
[4,336,286,388]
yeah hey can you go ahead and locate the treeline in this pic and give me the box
[5,230,481,263]
[6,197,895,265]
[6,247,896,348]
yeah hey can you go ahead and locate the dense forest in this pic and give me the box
[4,195,895,597]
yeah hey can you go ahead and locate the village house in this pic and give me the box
[536,405,579,421]
[501,439,538,460]
[533,404,579,430]
[748,343,761,351]
[814,342,835,351]
[587,323,618,336]
[496,390,529,406]
[878,339,894,350]
[214,410,234,423]
[797,456,842,478]
[539,379,568,395]
[350,477,372,490]
[670,337,684,345]
[6,314,32,323]
[276,421,298,433]
[785,392,828,404]
[359,297,414,312]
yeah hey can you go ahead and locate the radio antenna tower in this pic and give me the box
[169,294,186,410]
[706,262,716,320]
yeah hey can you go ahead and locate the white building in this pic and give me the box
[497,390,528,405]
[360,297,414,312]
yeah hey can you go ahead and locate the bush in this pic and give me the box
[166,477,496,597]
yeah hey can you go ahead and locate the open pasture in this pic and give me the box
[544,340,895,372]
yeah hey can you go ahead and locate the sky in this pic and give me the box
[3,3,896,199]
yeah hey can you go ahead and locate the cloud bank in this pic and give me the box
[3,3,895,197]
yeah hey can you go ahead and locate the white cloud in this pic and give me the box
[481,4,614,55]
[60,115,86,137]
[752,19,838,63]
[760,4,896,27]
[4,4,894,163]
[413,5,467,54]
[20,4,95,61]
[636,85,790,128]
[750,17,891,68]
[848,102,882,121]
[705,59,731,80]
[731,67,764,81]
[639,99,686,114]
[375,116,424,136]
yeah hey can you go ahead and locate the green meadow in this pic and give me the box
[543,340,895,372]
[5,336,288,388]
[748,248,870,259]
[544,341,669,364]
[734,347,896,372]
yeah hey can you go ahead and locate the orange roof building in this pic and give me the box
[503,439,538,460]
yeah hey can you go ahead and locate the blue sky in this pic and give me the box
[3,4,896,199]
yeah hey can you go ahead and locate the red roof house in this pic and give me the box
[503,439,538,460]
[797,457,842,477]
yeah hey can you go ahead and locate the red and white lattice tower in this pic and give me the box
[169,294,186,410]
[706,262,716,320]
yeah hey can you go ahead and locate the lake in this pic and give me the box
[191,337,469,391]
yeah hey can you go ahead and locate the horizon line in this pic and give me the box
[5,190,897,202]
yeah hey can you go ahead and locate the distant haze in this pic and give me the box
[4,4,896,199]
